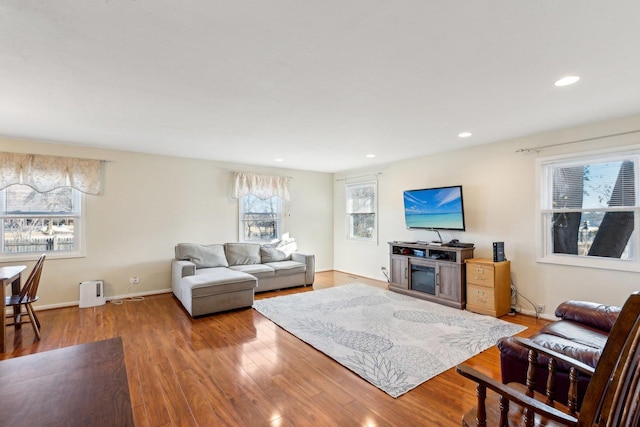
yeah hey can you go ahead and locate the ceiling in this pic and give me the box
[1,1,639,173]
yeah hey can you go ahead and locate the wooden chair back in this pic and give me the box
[577,291,640,426]
[456,291,640,426]
[18,254,45,302]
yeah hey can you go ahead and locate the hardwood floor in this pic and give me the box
[1,271,548,426]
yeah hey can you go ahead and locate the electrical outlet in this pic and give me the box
[536,304,545,313]
[130,276,140,285]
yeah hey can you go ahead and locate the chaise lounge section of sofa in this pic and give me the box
[171,241,315,317]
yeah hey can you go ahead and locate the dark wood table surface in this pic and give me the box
[1,265,26,353]
[0,337,134,426]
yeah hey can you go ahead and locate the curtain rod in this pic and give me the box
[335,172,383,182]
[1,150,113,163]
[516,129,640,153]
[231,171,293,179]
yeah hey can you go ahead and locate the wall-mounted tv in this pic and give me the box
[403,185,466,231]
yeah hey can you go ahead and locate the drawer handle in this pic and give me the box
[474,276,486,281]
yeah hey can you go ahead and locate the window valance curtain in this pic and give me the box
[231,172,290,201]
[0,152,102,195]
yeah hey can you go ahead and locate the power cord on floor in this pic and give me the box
[510,280,541,319]
[107,295,145,305]
[380,266,390,283]
[108,283,144,305]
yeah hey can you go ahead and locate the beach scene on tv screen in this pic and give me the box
[404,187,464,229]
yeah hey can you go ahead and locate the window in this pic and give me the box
[239,194,283,242]
[537,148,639,271]
[346,180,377,242]
[0,185,84,259]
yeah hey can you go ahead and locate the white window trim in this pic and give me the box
[345,179,378,244]
[535,145,640,272]
[0,189,86,262]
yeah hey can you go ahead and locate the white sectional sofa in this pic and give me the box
[171,241,315,317]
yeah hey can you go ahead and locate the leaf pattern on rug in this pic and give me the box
[340,352,411,395]
[313,295,391,314]
[361,305,395,339]
[295,318,394,353]
[384,345,446,376]
[252,283,526,398]
[393,309,489,330]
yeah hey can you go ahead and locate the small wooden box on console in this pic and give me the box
[388,241,474,309]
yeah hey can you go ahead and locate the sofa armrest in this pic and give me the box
[171,259,196,301]
[173,259,196,277]
[555,300,621,332]
[172,259,195,289]
[291,252,315,285]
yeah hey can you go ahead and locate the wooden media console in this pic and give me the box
[388,241,474,309]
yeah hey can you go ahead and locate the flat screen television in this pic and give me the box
[403,185,466,231]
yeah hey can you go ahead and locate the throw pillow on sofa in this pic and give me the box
[175,243,229,268]
[277,238,297,257]
[225,243,261,265]
[260,237,298,262]
[260,246,288,262]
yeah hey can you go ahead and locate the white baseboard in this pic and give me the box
[515,308,556,321]
[34,288,172,311]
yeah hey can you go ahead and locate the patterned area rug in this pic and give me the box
[252,283,526,398]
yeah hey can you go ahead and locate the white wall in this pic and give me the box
[334,114,640,317]
[4,113,639,314]
[0,137,333,308]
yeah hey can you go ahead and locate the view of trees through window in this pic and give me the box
[346,181,377,241]
[239,195,282,242]
[549,159,635,259]
[1,184,79,254]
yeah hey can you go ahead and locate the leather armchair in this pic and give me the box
[496,299,620,406]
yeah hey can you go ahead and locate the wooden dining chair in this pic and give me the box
[5,254,46,340]
[456,291,640,427]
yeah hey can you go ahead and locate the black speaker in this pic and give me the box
[493,242,505,262]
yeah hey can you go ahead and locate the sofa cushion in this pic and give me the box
[265,260,306,276]
[229,264,276,279]
[175,243,229,268]
[555,300,620,332]
[539,319,609,350]
[183,268,256,297]
[498,333,603,371]
[260,246,289,262]
[225,243,261,265]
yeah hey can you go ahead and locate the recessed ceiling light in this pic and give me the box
[458,132,472,138]
[366,154,376,158]
[554,75,580,87]
[274,158,284,162]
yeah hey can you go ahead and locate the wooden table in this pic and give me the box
[0,337,134,426]
[0,265,26,353]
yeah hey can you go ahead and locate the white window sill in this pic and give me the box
[0,251,85,263]
[537,253,640,272]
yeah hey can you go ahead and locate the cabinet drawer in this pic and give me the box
[467,284,495,308]
[467,264,494,287]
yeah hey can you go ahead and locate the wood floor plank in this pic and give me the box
[1,271,549,426]
[125,349,146,410]
[153,361,199,427]
[133,347,173,426]
[183,369,247,426]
